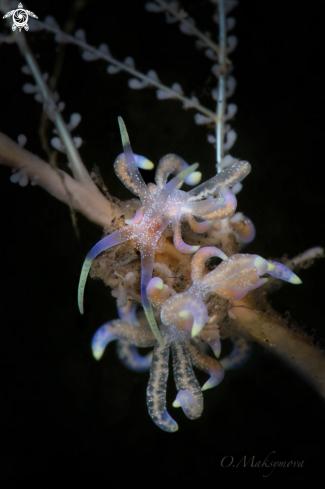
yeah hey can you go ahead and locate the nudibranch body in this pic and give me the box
[91,245,301,432]
[144,247,300,430]
[78,117,251,346]
[78,118,301,432]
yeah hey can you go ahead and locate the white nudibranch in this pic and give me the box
[78,117,251,347]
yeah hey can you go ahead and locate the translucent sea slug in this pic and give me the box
[91,243,300,432]
[0,0,323,443]
[78,116,251,346]
[79,118,301,432]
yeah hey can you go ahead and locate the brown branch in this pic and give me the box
[0,132,118,229]
[2,130,324,399]
[230,297,325,400]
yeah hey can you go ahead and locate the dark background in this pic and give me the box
[1,0,324,484]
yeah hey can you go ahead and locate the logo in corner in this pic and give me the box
[2,3,38,32]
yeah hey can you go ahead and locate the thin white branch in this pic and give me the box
[284,247,325,269]
[35,20,217,123]
[151,0,220,57]
[216,0,227,171]
[15,32,94,187]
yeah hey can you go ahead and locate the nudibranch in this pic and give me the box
[90,246,301,432]
[78,117,251,346]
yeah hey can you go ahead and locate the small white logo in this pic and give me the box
[2,3,38,32]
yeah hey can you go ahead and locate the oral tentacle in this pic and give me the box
[78,226,132,314]
[91,319,156,360]
[266,260,302,284]
[230,212,256,245]
[114,154,153,200]
[187,215,213,234]
[161,293,208,338]
[186,340,224,391]
[141,253,165,346]
[155,153,202,189]
[219,336,253,371]
[125,208,144,225]
[159,162,199,203]
[116,340,153,372]
[200,188,237,221]
[117,116,149,201]
[191,246,228,283]
[171,340,203,419]
[147,343,178,433]
[147,277,171,308]
[187,160,251,201]
[182,196,225,218]
[91,321,120,360]
[172,220,200,254]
